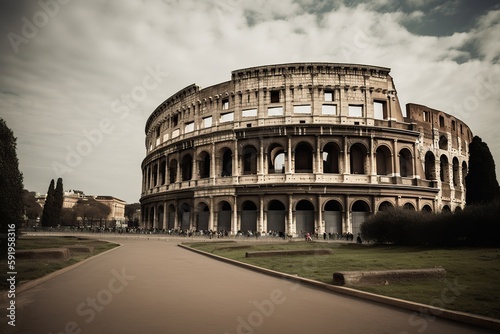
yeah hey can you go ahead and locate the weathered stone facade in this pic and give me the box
[140,63,472,236]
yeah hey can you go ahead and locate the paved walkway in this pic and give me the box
[3,236,495,334]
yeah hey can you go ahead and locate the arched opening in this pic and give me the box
[182,154,193,181]
[241,200,258,233]
[295,142,313,173]
[461,161,468,187]
[351,200,370,237]
[442,205,451,213]
[199,151,211,179]
[403,203,415,211]
[268,144,285,174]
[152,164,158,187]
[440,155,449,183]
[425,152,436,180]
[399,148,413,177]
[295,199,315,236]
[376,146,392,175]
[439,135,448,150]
[267,200,286,233]
[167,204,175,229]
[149,206,155,229]
[196,203,209,231]
[323,142,340,173]
[157,205,164,230]
[378,201,394,211]
[169,159,178,184]
[217,201,232,232]
[324,200,342,235]
[159,160,166,185]
[242,145,258,175]
[452,157,460,186]
[179,203,191,231]
[221,149,232,176]
[350,143,367,174]
[422,205,432,213]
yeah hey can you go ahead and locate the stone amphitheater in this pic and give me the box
[140,62,471,237]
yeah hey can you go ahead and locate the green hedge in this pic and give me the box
[360,201,500,247]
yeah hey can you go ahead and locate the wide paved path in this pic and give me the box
[4,236,494,334]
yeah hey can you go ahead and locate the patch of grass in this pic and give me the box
[0,236,118,291]
[187,241,500,319]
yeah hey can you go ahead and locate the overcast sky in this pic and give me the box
[1,0,499,203]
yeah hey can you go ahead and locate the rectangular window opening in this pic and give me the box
[270,90,280,103]
[349,105,363,117]
[324,91,333,102]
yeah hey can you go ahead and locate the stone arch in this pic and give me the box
[350,143,367,174]
[425,151,436,180]
[323,142,340,173]
[198,151,211,179]
[181,154,193,181]
[267,199,286,233]
[378,201,394,211]
[461,161,468,186]
[403,202,416,211]
[440,155,449,183]
[442,205,451,213]
[295,142,313,173]
[242,145,258,175]
[323,200,342,235]
[422,205,433,213]
[196,202,210,231]
[167,204,175,229]
[179,203,191,231]
[376,145,392,175]
[295,199,315,236]
[217,200,232,232]
[219,147,233,177]
[159,160,166,185]
[157,205,164,229]
[351,200,370,237]
[152,163,158,187]
[241,200,258,233]
[399,148,413,177]
[452,157,460,186]
[169,159,178,184]
[268,143,285,174]
[439,135,448,150]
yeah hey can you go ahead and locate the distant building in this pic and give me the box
[63,189,86,209]
[94,196,126,224]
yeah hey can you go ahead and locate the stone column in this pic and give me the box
[288,194,293,236]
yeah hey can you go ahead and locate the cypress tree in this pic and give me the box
[465,136,500,205]
[0,118,24,257]
[41,179,55,226]
[53,178,64,226]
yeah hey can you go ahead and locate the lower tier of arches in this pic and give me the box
[140,189,459,237]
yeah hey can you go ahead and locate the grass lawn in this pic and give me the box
[187,241,500,319]
[0,235,118,291]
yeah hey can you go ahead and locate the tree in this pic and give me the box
[0,118,24,257]
[41,179,55,226]
[23,190,42,221]
[53,178,64,226]
[465,136,500,205]
[74,197,111,228]
[125,203,141,227]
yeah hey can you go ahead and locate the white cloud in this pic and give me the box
[1,0,498,202]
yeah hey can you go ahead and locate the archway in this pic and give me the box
[440,155,449,183]
[179,203,191,231]
[350,143,367,174]
[182,154,193,181]
[241,201,258,233]
[376,146,392,175]
[199,151,211,179]
[295,142,313,173]
[425,152,436,180]
[196,203,209,231]
[267,200,286,233]
[157,205,164,230]
[217,201,232,232]
[323,142,340,173]
[399,148,413,177]
[167,204,175,230]
[378,201,394,211]
[242,145,258,175]
[351,200,370,236]
[323,200,342,235]
[295,200,315,236]
[268,144,285,174]
[169,159,178,184]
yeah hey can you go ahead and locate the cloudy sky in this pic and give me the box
[1,0,499,204]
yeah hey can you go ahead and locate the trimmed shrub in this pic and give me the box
[360,201,500,247]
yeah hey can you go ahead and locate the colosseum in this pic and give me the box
[140,62,472,237]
